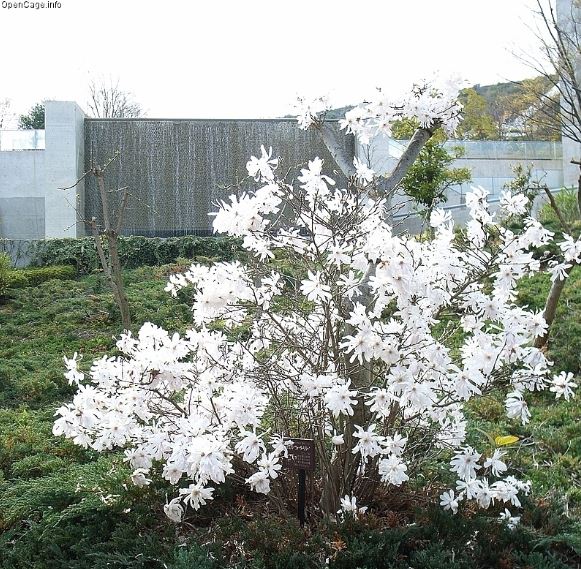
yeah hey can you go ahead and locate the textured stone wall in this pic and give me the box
[84,119,353,237]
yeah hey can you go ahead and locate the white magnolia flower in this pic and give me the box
[235,431,264,464]
[163,497,184,523]
[378,454,409,485]
[382,434,407,456]
[246,470,271,494]
[440,490,459,514]
[324,382,358,417]
[549,371,577,400]
[500,191,528,216]
[353,157,375,184]
[352,424,383,459]
[339,495,367,519]
[130,468,152,487]
[450,447,481,481]
[63,352,84,385]
[560,234,581,263]
[499,508,521,530]
[300,270,332,302]
[505,391,531,424]
[179,483,215,510]
[484,449,507,477]
[332,434,345,446]
[430,208,452,228]
[246,145,278,181]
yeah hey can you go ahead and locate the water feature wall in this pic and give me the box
[84,118,354,237]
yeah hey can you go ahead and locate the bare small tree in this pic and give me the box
[87,78,143,119]
[0,99,12,129]
[61,155,132,330]
[515,0,581,349]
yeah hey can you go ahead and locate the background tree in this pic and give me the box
[87,78,143,118]
[391,117,471,231]
[517,0,581,145]
[456,88,499,139]
[514,0,581,348]
[18,102,45,129]
[457,79,559,140]
[0,98,11,129]
[61,154,132,330]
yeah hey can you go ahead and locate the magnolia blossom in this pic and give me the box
[179,483,215,510]
[300,270,332,302]
[506,391,532,425]
[131,468,151,487]
[54,88,577,523]
[353,157,375,184]
[499,508,521,530]
[430,208,452,228]
[484,449,508,477]
[500,191,529,216]
[550,371,577,400]
[246,146,278,182]
[440,490,459,514]
[378,454,409,485]
[63,353,84,385]
[164,498,184,523]
[450,447,481,481]
[324,383,358,417]
[339,495,367,519]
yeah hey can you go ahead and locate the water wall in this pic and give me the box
[84,119,354,237]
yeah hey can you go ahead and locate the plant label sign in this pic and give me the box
[284,438,315,471]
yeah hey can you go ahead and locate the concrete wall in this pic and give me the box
[0,149,46,239]
[0,99,575,244]
[84,119,353,236]
[359,137,564,228]
[0,101,86,241]
[557,0,581,186]
[44,101,86,238]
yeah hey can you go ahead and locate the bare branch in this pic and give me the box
[379,124,439,196]
[317,121,356,178]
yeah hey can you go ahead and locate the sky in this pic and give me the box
[0,0,548,126]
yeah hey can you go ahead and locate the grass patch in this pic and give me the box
[0,261,579,567]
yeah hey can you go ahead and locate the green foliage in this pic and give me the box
[0,255,75,296]
[391,118,471,214]
[30,235,244,274]
[11,265,76,287]
[0,258,579,567]
[0,252,11,297]
[539,188,581,228]
[18,102,45,130]
[457,88,499,140]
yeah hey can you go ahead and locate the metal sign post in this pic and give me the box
[283,438,315,527]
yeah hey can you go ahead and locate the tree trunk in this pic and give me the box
[535,162,581,349]
[534,268,572,349]
[94,167,131,331]
[320,263,374,517]
[107,230,131,330]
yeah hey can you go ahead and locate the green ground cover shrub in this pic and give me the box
[0,253,76,296]
[0,261,579,568]
[29,235,245,274]
[539,188,580,228]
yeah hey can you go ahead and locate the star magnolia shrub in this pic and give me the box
[54,81,579,523]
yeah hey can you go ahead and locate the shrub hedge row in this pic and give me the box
[29,235,245,274]
[0,261,76,295]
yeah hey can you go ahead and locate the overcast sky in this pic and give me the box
[0,0,546,125]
